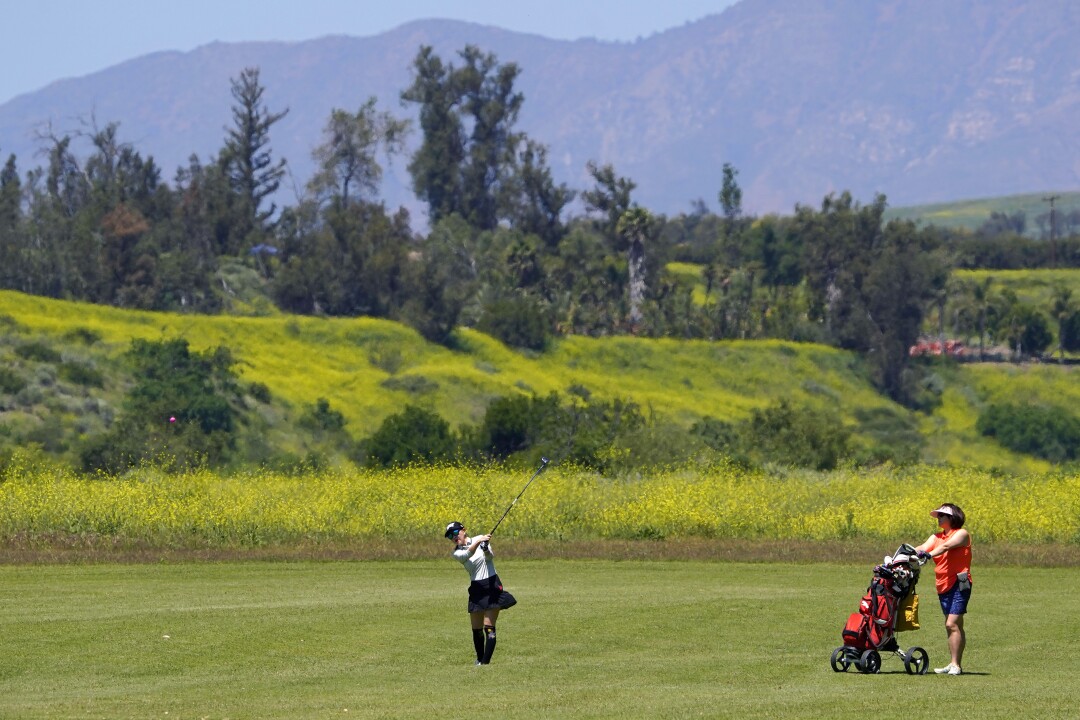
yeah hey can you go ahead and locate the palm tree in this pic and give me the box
[963,276,996,360]
[616,207,652,332]
[1051,286,1075,363]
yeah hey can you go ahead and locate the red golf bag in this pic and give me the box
[842,574,899,651]
[832,544,929,675]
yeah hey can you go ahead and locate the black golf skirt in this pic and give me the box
[467,574,517,613]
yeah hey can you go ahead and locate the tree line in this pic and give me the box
[1,46,1078,410]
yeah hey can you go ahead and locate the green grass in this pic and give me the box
[665,261,711,305]
[913,361,1080,470]
[0,559,1076,718]
[886,191,1080,236]
[953,268,1080,308]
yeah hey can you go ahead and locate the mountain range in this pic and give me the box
[1,0,1078,221]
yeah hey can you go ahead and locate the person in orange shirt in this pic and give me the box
[915,503,972,676]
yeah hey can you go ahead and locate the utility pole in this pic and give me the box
[1043,194,1060,268]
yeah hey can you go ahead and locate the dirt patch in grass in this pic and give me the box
[1,534,1077,566]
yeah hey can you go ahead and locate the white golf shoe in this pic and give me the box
[934,663,962,675]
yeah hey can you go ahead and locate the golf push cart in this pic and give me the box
[831,543,930,675]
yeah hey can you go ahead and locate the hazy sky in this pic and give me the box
[1,0,741,105]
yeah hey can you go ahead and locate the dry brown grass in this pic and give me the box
[1,535,1076,566]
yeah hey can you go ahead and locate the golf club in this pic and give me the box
[486,457,549,542]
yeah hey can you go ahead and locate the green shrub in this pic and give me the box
[532,394,645,471]
[14,341,61,363]
[0,313,23,332]
[690,417,740,453]
[0,367,25,395]
[32,364,57,387]
[58,361,105,388]
[300,398,346,433]
[740,400,851,470]
[853,406,922,466]
[1000,306,1053,356]
[361,405,454,468]
[899,366,945,414]
[79,338,241,473]
[976,403,1080,463]
[380,375,439,395]
[608,419,720,472]
[472,393,561,459]
[1060,310,1080,353]
[248,382,273,404]
[63,327,102,345]
[477,295,552,351]
[465,391,646,471]
[125,338,237,435]
[79,422,233,474]
[15,384,44,407]
[475,361,498,374]
[368,347,404,375]
[22,415,68,454]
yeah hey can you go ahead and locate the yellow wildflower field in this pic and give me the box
[1,455,1076,547]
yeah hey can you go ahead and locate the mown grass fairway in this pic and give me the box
[1,559,1076,719]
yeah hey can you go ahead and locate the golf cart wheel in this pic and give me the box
[859,649,881,674]
[830,647,852,672]
[903,646,929,675]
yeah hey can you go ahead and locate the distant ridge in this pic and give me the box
[885,191,1080,236]
[2,0,1079,220]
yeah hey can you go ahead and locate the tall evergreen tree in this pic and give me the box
[403,45,567,239]
[221,67,289,251]
[83,120,125,205]
[718,162,742,231]
[717,162,746,266]
[23,131,90,297]
[456,45,523,230]
[0,154,19,223]
[82,120,163,213]
[504,139,574,248]
[796,192,946,403]
[42,133,88,219]
[402,47,465,225]
[78,120,168,306]
[0,154,22,288]
[156,155,228,311]
[401,215,480,345]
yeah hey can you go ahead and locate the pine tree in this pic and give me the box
[0,153,22,288]
[221,67,289,252]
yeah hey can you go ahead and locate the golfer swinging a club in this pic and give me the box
[445,521,517,665]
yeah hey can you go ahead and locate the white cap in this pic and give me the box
[930,505,954,518]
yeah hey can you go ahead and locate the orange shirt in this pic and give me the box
[929,528,972,594]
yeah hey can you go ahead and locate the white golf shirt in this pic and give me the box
[452,538,497,582]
